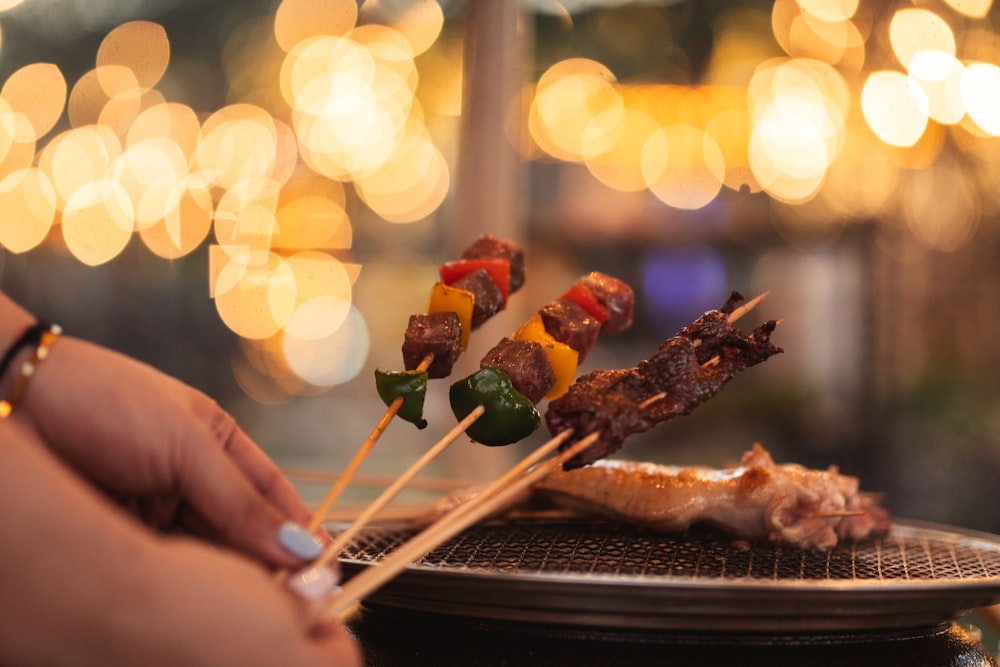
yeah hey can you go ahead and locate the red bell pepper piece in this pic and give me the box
[561,283,609,323]
[439,257,510,305]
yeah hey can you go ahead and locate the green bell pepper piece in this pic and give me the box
[449,366,540,446]
[375,368,429,429]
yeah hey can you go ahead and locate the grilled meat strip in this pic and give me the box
[545,292,782,469]
[530,443,891,550]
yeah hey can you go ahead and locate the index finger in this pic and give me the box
[201,404,314,525]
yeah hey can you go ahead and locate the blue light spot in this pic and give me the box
[641,245,728,336]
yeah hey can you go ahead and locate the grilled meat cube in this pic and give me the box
[460,234,526,294]
[576,272,634,335]
[402,311,462,379]
[480,337,555,404]
[539,299,601,362]
[451,268,504,330]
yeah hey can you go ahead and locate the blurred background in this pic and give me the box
[1,0,1000,542]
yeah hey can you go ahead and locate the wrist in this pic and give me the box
[0,293,41,396]
[0,293,35,348]
[0,323,63,420]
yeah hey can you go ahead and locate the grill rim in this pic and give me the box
[337,518,1000,632]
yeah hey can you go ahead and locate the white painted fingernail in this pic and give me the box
[287,564,340,600]
[277,521,324,560]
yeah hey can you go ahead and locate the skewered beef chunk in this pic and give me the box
[576,272,634,335]
[461,235,526,293]
[451,268,504,330]
[539,299,601,362]
[546,292,781,469]
[480,337,556,404]
[402,312,462,379]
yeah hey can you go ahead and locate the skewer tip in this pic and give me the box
[727,290,771,324]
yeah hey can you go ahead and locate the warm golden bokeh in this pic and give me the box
[963,62,1000,135]
[3,0,1000,400]
[96,21,170,90]
[0,0,446,395]
[359,0,445,56]
[273,0,358,52]
[642,125,725,209]
[943,0,993,17]
[861,70,929,147]
[889,8,955,70]
[0,168,56,253]
[1,63,66,139]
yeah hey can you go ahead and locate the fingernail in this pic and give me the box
[287,564,340,600]
[277,521,324,560]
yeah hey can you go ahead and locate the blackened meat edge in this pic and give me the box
[545,292,782,469]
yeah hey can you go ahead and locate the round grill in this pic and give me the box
[337,518,1000,632]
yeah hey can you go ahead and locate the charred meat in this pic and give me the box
[575,272,634,335]
[545,292,782,468]
[452,268,504,329]
[402,312,462,379]
[539,299,601,362]
[460,234,526,293]
[479,337,557,404]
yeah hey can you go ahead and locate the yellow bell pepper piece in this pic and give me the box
[428,282,474,350]
[513,314,578,400]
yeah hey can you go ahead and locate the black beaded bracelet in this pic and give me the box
[0,322,62,419]
[0,322,51,382]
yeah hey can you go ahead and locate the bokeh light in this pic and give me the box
[0,168,56,253]
[889,8,956,70]
[861,70,929,148]
[963,62,1000,136]
[4,0,1000,402]
[1,63,66,139]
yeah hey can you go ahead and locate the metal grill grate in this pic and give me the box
[341,520,1000,583]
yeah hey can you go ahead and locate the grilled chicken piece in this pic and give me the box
[531,444,890,550]
[413,444,890,551]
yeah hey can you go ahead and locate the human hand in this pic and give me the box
[17,332,324,570]
[0,418,361,667]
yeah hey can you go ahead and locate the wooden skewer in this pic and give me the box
[309,290,770,532]
[701,355,721,369]
[304,354,434,533]
[727,290,770,324]
[638,393,666,410]
[691,291,770,353]
[632,294,772,412]
[283,469,472,493]
[813,509,867,518]
[318,290,776,605]
[310,405,486,570]
[324,429,598,618]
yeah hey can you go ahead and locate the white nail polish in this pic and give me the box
[287,565,340,600]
